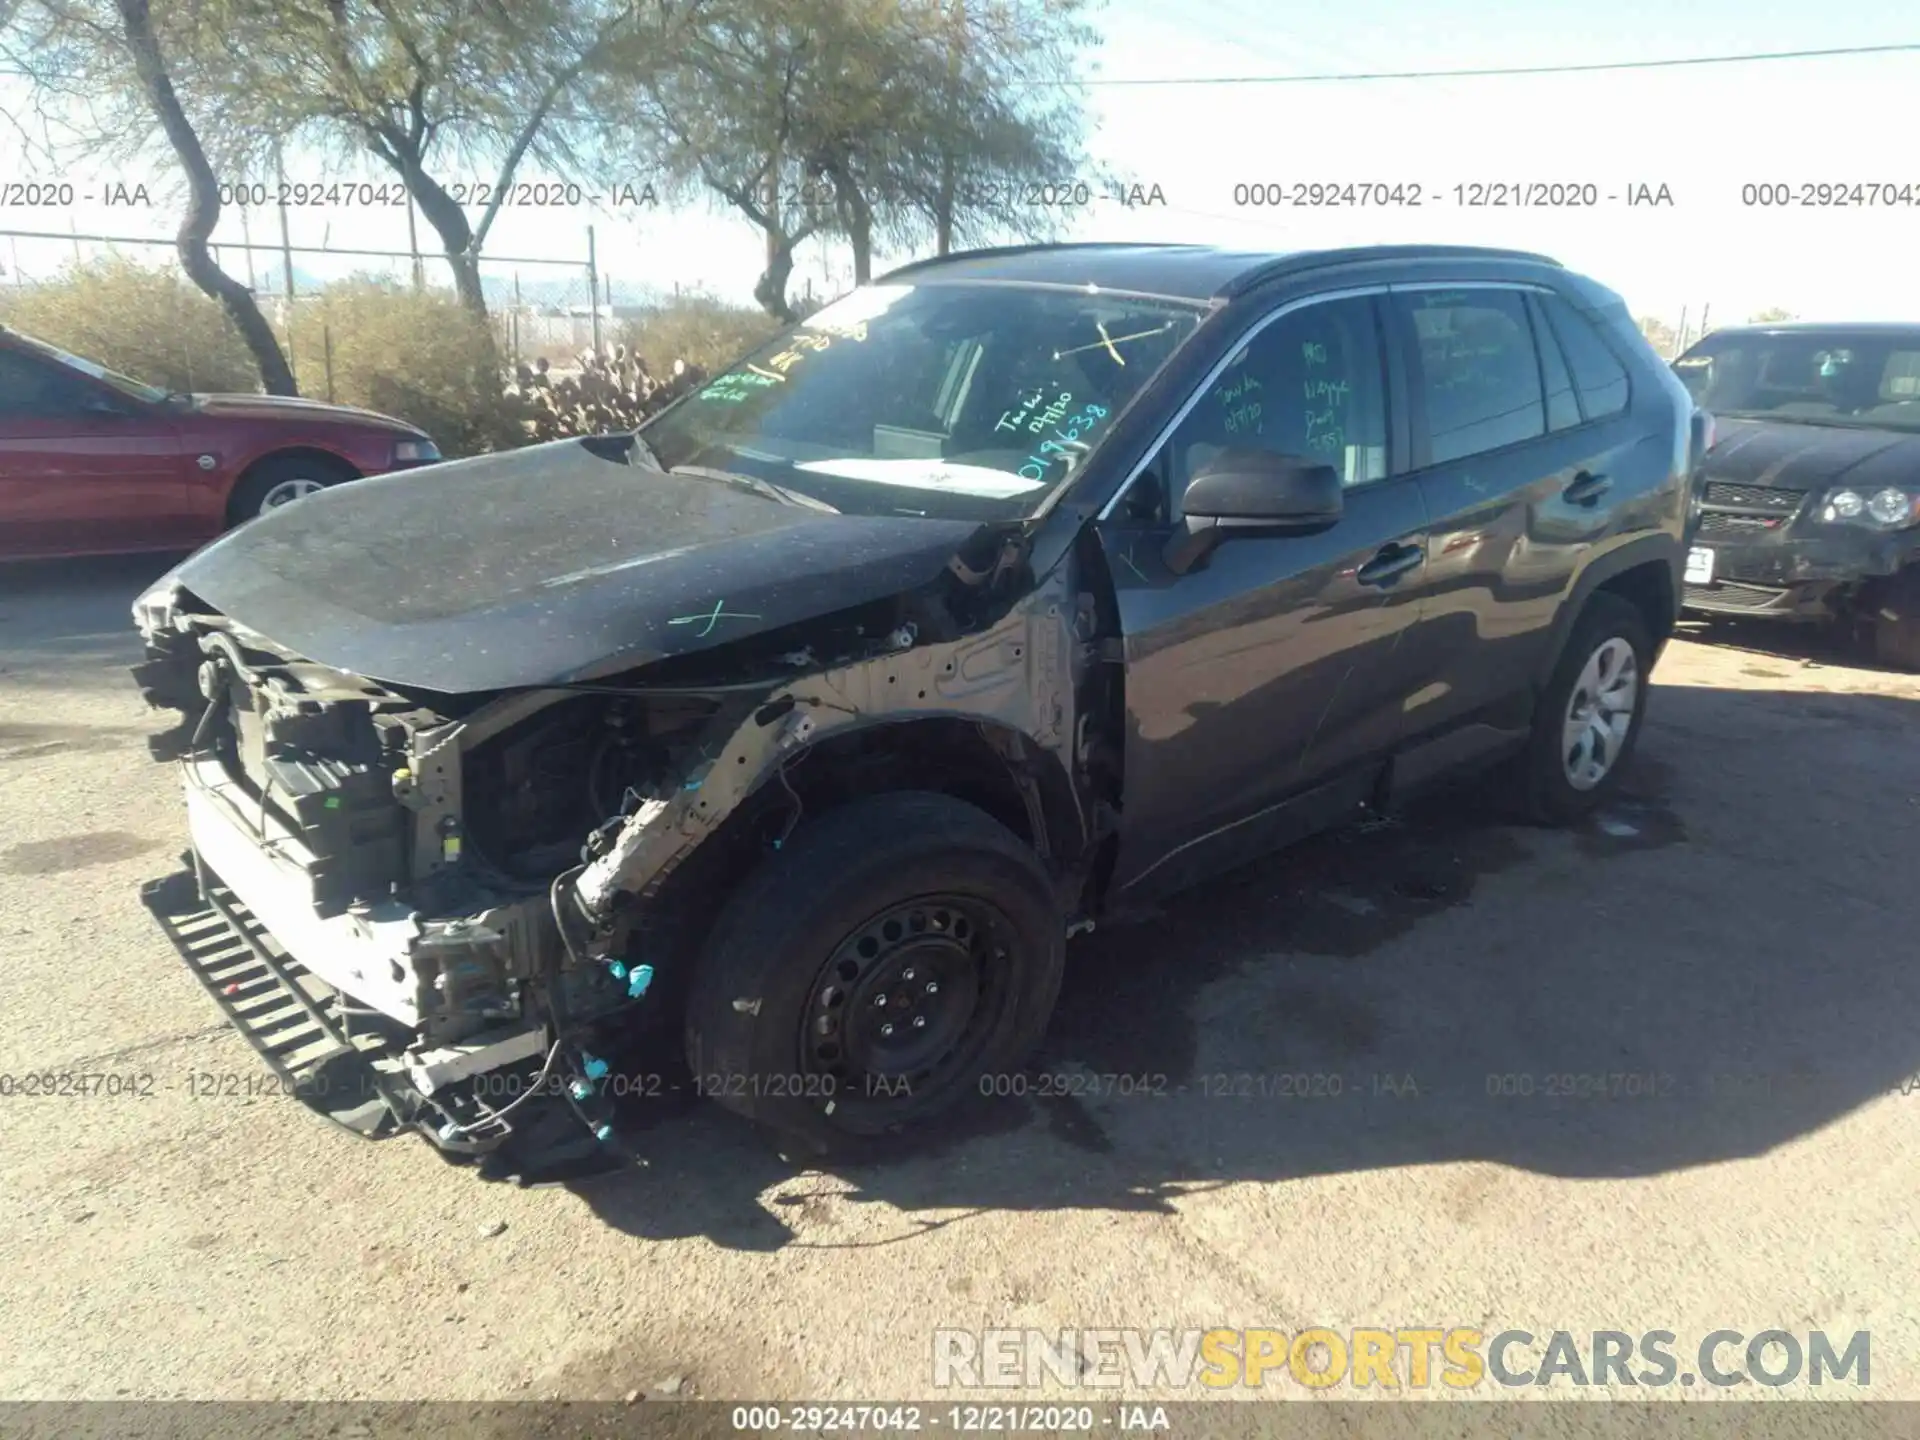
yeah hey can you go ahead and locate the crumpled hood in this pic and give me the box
[1703,417,1920,492]
[162,436,984,693]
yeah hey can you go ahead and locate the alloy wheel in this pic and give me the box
[258,477,326,513]
[1561,636,1639,791]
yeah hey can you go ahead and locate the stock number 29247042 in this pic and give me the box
[731,1405,925,1431]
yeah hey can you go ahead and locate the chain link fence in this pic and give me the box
[0,221,786,456]
[0,224,613,388]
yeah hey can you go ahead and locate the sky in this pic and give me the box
[1,0,1917,328]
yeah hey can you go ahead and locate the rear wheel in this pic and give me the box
[684,791,1064,1152]
[1509,592,1653,825]
[226,454,354,525]
[1870,565,1920,672]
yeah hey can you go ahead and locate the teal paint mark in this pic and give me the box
[668,600,762,637]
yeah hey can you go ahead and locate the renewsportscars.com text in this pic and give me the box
[931,1328,1871,1390]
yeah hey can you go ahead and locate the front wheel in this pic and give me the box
[1870,565,1920,672]
[684,792,1065,1151]
[1510,592,1653,825]
[226,454,354,525]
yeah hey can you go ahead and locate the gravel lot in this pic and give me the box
[1,553,1916,1408]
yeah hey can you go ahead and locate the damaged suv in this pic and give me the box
[1673,323,1920,668]
[132,243,1697,1166]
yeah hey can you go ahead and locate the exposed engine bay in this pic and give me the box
[130,535,1117,1173]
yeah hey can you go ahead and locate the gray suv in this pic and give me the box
[131,242,1701,1170]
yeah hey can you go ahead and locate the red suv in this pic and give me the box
[0,324,441,561]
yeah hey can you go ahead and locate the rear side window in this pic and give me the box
[1399,289,1545,465]
[1528,296,1582,432]
[1540,293,1630,419]
[1880,350,1920,400]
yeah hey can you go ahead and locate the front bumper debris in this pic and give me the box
[142,858,472,1146]
[144,754,639,1172]
[143,854,635,1177]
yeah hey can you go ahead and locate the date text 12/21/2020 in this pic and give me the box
[0,1070,326,1100]
[1229,181,1676,208]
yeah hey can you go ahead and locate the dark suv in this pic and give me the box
[1673,323,1920,668]
[131,242,1699,1168]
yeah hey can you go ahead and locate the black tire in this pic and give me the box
[225,453,355,526]
[1870,566,1920,672]
[684,791,1065,1152]
[1511,592,1654,825]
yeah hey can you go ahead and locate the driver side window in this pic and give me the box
[1161,295,1389,514]
[0,351,93,418]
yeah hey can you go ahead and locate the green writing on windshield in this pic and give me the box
[700,328,847,403]
[1016,400,1108,481]
[806,316,870,342]
[699,370,780,404]
[995,387,1074,436]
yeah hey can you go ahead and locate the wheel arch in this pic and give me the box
[1535,533,1682,691]
[224,446,362,522]
[626,714,1086,1037]
[676,714,1089,917]
[784,715,1087,867]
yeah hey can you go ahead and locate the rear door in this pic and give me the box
[0,347,189,558]
[1387,283,1643,743]
[1095,289,1431,900]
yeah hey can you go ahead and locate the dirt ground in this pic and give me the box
[1,553,1916,1407]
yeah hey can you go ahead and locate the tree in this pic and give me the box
[904,0,1103,258]
[798,0,1103,281]
[624,0,1103,316]
[1749,307,1797,324]
[3,0,298,393]
[625,0,846,321]
[163,0,684,324]
[1637,315,1677,358]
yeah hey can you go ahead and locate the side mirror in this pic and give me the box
[1166,449,1343,574]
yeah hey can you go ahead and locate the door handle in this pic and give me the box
[1564,470,1612,505]
[1356,542,1424,587]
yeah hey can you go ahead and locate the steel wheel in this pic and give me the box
[257,477,326,513]
[1561,636,1639,791]
[801,895,1014,1103]
[685,790,1065,1149]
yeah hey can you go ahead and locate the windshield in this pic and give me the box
[640,282,1205,519]
[8,329,171,404]
[1674,332,1920,432]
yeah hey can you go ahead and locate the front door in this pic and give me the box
[0,348,188,558]
[1096,291,1430,901]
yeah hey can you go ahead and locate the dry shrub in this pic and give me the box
[0,253,258,393]
[0,260,778,457]
[287,277,513,457]
[616,292,782,374]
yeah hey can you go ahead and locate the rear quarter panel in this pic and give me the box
[1532,285,1690,680]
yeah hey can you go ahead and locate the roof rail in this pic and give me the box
[874,241,1203,282]
[1220,244,1563,298]
[1711,319,1920,331]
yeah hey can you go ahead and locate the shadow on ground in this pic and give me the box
[556,677,1920,1249]
[0,553,188,680]
[66,545,1915,1252]
[1678,612,1907,676]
